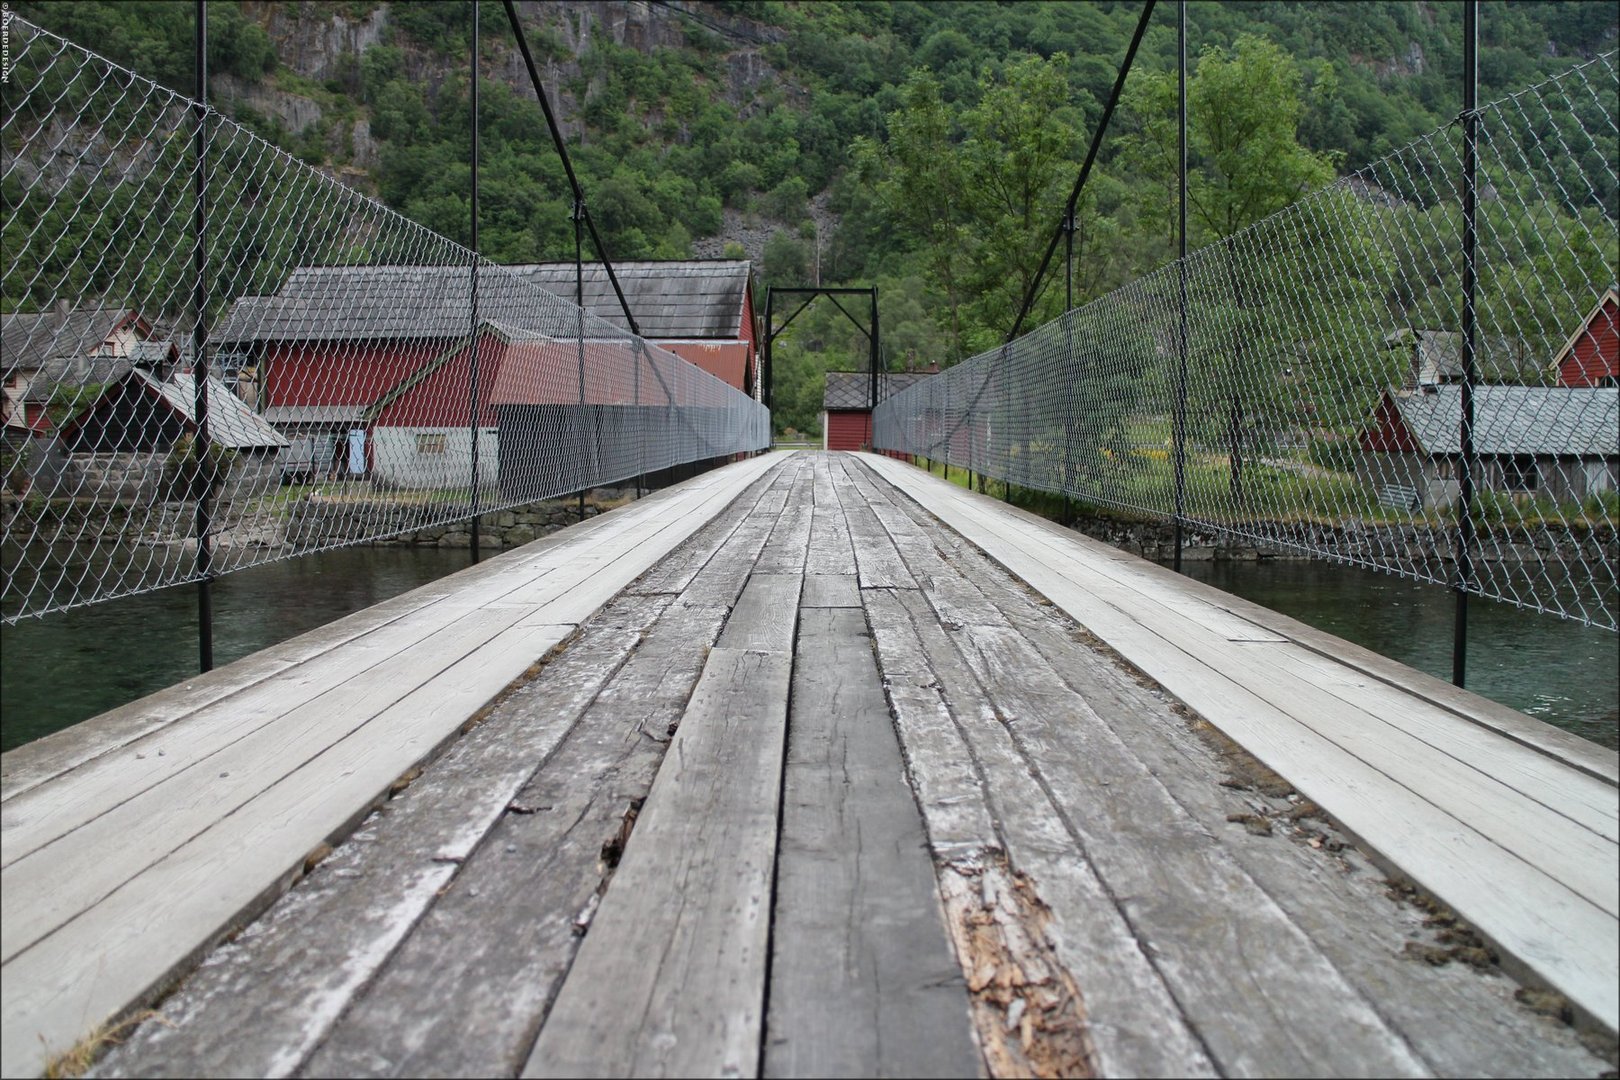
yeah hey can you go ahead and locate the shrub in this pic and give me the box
[162,434,237,502]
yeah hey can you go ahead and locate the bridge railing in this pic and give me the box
[1,17,769,624]
[876,51,1619,634]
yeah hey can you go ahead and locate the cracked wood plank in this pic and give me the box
[522,642,795,1079]
[864,587,1216,1079]
[93,596,669,1079]
[765,605,978,1079]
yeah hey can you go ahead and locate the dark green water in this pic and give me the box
[1,547,473,752]
[2,547,1615,753]
[1175,559,1619,749]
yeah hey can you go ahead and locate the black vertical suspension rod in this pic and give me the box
[193,0,213,673]
[1062,209,1074,525]
[1454,1,1479,688]
[1005,0,1157,345]
[869,287,880,449]
[576,201,588,521]
[1172,0,1189,574]
[502,0,640,336]
[503,0,699,465]
[469,0,482,562]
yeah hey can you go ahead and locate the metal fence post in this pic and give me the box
[1062,210,1075,526]
[575,200,587,521]
[1454,0,1480,687]
[468,0,482,563]
[1172,0,1189,573]
[192,0,213,673]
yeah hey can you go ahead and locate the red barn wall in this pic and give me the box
[263,339,446,409]
[1558,297,1618,387]
[1358,392,1417,452]
[826,409,872,451]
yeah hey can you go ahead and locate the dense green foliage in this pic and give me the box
[10,1,1617,436]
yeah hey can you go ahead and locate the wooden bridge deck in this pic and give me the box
[1,451,1615,1078]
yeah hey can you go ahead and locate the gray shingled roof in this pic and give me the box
[18,355,134,402]
[215,261,751,346]
[823,371,934,410]
[2,306,143,376]
[513,261,750,338]
[1392,385,1618,456]
[160,371,289,449]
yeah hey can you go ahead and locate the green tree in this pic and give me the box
[851,72,972,357]
[1122,35,1340,503]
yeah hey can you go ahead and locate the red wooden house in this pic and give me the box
[1551,288,1618,388]
[822,370,935,451]
[2,306,162,438]
[216,260,758,488]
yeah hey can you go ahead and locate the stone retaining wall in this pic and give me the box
[1064,510,1617,568]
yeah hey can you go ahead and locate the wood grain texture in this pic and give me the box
[765,606,979,1079]
[0,455,785,1080]
[799,573,861,609]
[522,647,793,1079]
[94,598,668,1079]
[976,580,1610,1078]
[302,479,796,1079]
[805,456,858,577]
[717,573,803,653]
[919,468,1619,787]
[864,585,1217,1078]
[859,452,1620,1036]
[305,605,733,1079]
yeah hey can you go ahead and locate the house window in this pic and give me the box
[416,433,448,455]
[1436,458,1454,480]
[1501,456,1539,491]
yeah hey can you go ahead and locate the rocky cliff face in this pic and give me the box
[224,0,807,255]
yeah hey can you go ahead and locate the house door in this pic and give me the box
[347,429,367,476]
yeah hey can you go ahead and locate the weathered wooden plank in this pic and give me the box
[717,573,803,653]
[949,619,1428,1077]
[627,470,779,595]
[523,645,794,1079]
[859,590,996,860]
[756,457,814,574]
[867,468,1606,1074]
[805,455,858,577]
[299,481,795,1079]
[800,573,861,609]
[0,455,789,1079]
[862,586,1217,1078]
[2,457,780,866]
[305,604,734,1079]
[874,453,1617,788]
[94,596,670,1080]
[829,459,915,590]
[0,584,451,806]
[957,497,1618,826]
[861,454,1620,1035]
[858,488,1425,1074]
[0,618,576,1078]
[765,606,979,1079]
[977,584,1610,1078]
[1,603,544,963]
[922,500,1618,917]
[0,594,541,871]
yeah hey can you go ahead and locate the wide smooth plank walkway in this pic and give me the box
[8,451,1614,1078]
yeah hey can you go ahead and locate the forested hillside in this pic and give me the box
[12,0,1618,433]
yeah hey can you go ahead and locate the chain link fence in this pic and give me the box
[2,16,769,624]
[876,52,1619,633]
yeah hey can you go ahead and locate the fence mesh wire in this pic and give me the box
[877,52,1619,633]
[1,17,770,624]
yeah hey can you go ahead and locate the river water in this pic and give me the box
[2,547,1616,753]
